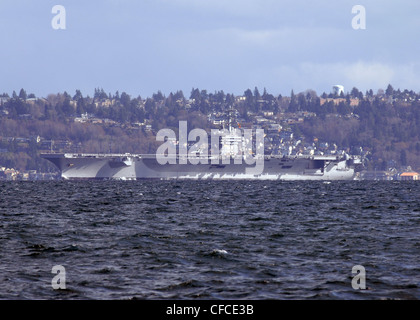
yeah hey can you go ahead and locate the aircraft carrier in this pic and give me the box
[41,152,362,181]
[41,123,362,180]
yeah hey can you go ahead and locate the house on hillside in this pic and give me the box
[400,172,419,181]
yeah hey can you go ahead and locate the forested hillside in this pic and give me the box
[0,85,419,173]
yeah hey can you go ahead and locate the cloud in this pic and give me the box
[2,0,419,97]
[255,61,420,95]
[156,0,268,16]
[341,62,394,89]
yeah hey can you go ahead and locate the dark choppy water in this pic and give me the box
[0,180,419,300]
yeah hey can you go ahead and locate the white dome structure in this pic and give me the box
[332,85,344,96]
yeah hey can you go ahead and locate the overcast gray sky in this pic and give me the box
[0,0,419,98]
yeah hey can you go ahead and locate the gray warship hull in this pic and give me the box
[41,153,361,180]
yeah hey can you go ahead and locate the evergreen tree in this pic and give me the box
[173,90,185,102]
[73,90,83,101]
[190,88,201,101]
[19,88,27,100]
[254,87,261,101]
[76,97,86,115]
[244,89,253,100]
[153,90,165,101]
[62,96,74,116]
[225,93,235,106]
[385,84,394,97]
[120,92,131,107]
[288,90,298,113]
[350,87,360,98]
[244,89,255,112]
